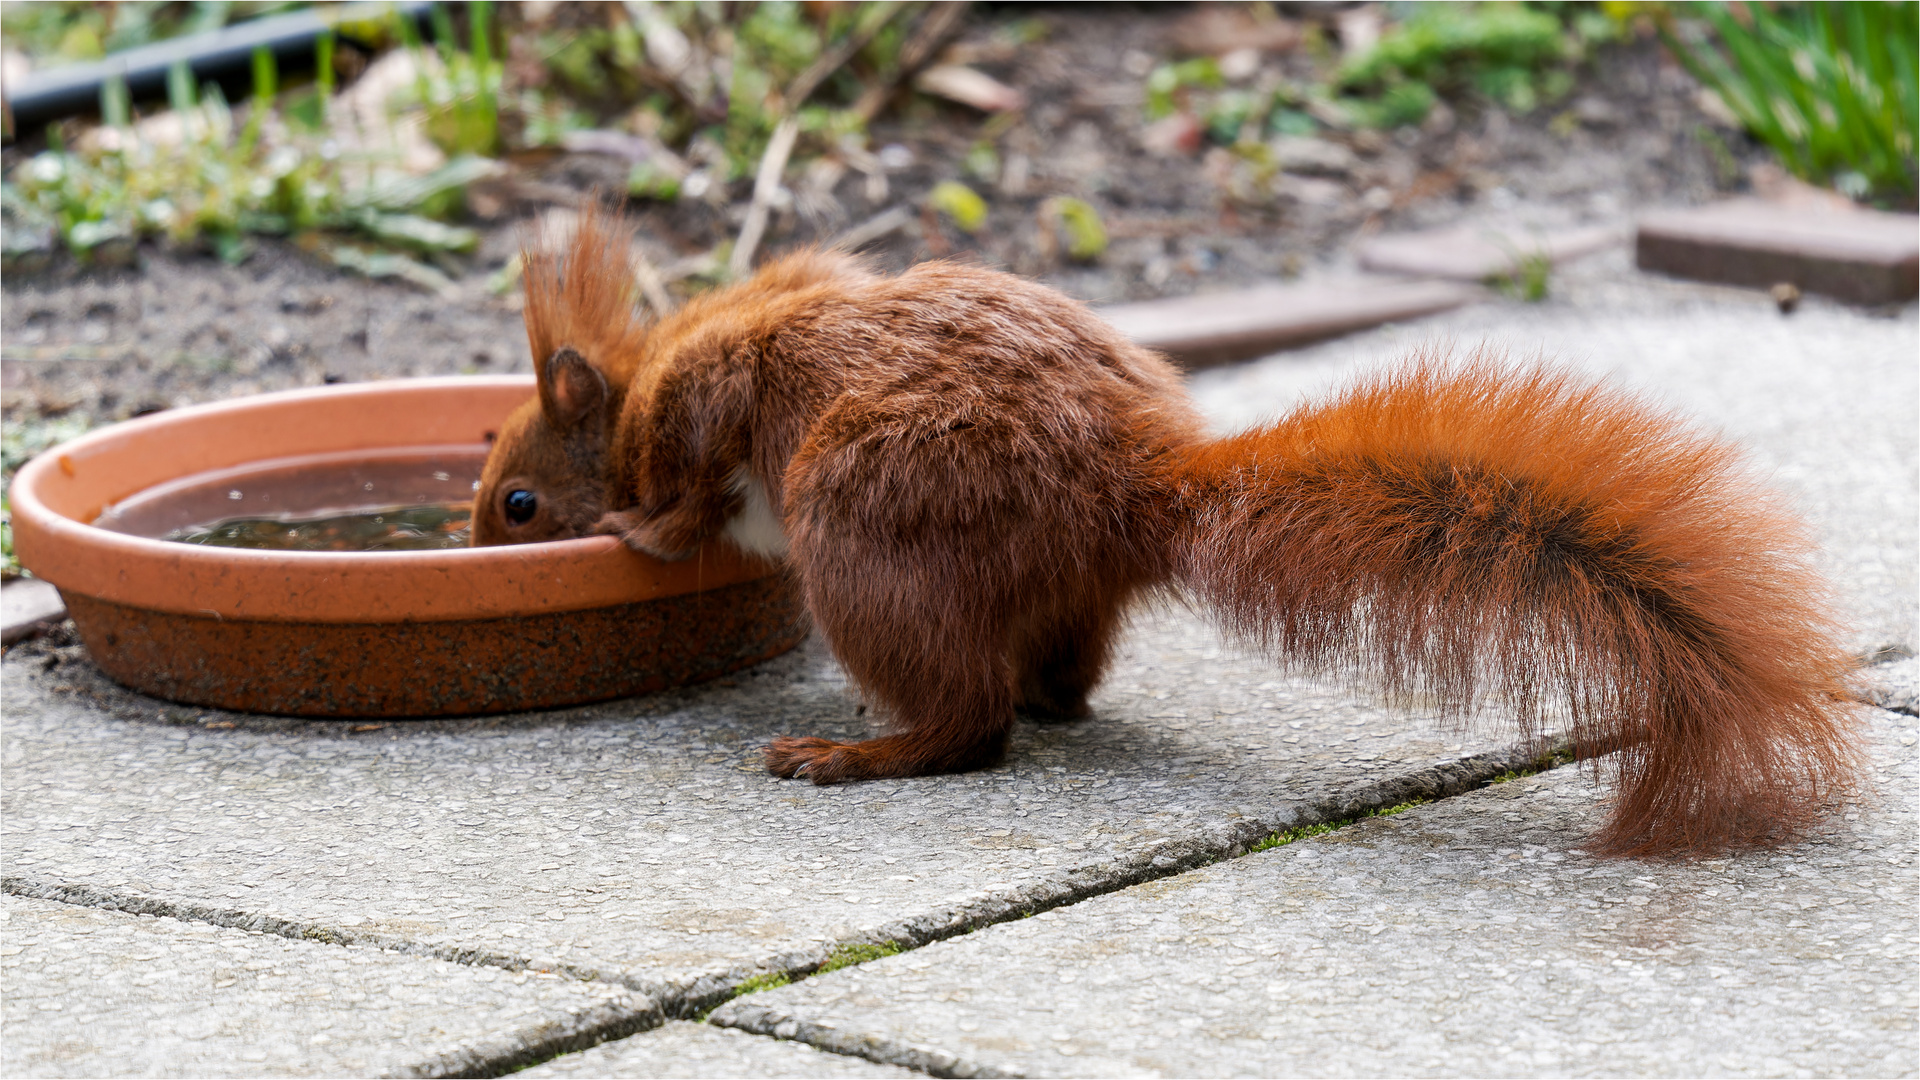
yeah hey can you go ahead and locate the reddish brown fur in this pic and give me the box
[1176,362,1859,855]
[477,210,1861,856]
[472,206,650,546]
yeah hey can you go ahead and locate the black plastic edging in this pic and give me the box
[4,1,434,131]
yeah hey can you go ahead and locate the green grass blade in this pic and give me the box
[167,59,197,113]
[99,71,130,129]
[251,46,276,105]
[316,29,335,99]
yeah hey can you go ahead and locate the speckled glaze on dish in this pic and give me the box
[9,376,804,717]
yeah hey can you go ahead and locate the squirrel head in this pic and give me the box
[471,346,617,546]
[472,201,648,547]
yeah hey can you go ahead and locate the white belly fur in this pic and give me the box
[722,469,790,559]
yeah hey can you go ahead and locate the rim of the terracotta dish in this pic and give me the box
[10,376,775,623]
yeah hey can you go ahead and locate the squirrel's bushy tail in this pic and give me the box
[1174,357,1859,856]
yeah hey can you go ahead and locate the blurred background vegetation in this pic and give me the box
[2,1,1911,278]
[0,0,1914,579]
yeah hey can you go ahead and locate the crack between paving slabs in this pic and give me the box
[10,656,1902,1074]
[716,671,1908,1074]
[387,996,668,1080]
[1854,647,1918,717]
[717,1001,1023,1080]
[683,736,1579,1078]
[4,734,1574,1078]
[0,874,671,1079]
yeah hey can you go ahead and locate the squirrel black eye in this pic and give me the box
[504,489,538,524]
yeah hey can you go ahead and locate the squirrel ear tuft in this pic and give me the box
[539,346,609,430]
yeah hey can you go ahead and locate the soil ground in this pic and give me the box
[2,9,1759,454]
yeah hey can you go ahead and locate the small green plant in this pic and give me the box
[1145,57,1225,119]
[1659,1,1917,203]
[1335,3,1577,124]
[1487,246,1553,302]
[1045,197,1108,261]
[1508,251,1553,302]
[815,941,902,975]
[1338,81,1441,130]
[1139,3,1605,153]
[396,1,503,157]
[3,40,490,265]
[928,180,988,233]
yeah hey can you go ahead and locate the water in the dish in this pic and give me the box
[165,502,473,551]
[93,447,489,553]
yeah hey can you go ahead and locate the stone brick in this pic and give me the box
[1636,200,1919,304]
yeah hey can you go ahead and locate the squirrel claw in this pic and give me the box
[592,511,698,561]
[765,736,853,784]
[590,510,642,542]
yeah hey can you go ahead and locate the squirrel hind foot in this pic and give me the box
[764,732,1010,784]
[765,736,848,783]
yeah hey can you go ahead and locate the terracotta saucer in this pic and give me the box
[9,376,804,717]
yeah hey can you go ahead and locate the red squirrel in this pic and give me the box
[474,205,1859,857]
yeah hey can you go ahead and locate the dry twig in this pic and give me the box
[729,116,802,279]
[830,204,917,252]
[630,247,677,316]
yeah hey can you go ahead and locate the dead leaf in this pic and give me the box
[914,65,1026,113]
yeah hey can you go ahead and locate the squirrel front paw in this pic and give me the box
[590,511,699,562]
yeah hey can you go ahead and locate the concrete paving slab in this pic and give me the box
[1185,256,1919,657]
[1357,224,1625,282]
[709,707,1919,1078]
[1,577,66,645]
[520,1020,917,1078]
[2,608,1548,1017]
[1637,200,1920,305]
[0,894,656,1078]
[1098,278,1483,368]
[4,246,1911,1077]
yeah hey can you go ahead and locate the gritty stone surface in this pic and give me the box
[710,708,1920,1079]
[520,1021,917,1078]
[2,608,1543,1013]
[0,895,656,1079]
[2,243,1911,1078]
[1856,657,1920,717]
[1186,252,1920,658]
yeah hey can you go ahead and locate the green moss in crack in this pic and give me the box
[1250,821,1340,852]
[1488,746,1576,785]
[815,941,901,975]
[733,970,792,996]
[1249,798,1434,853]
